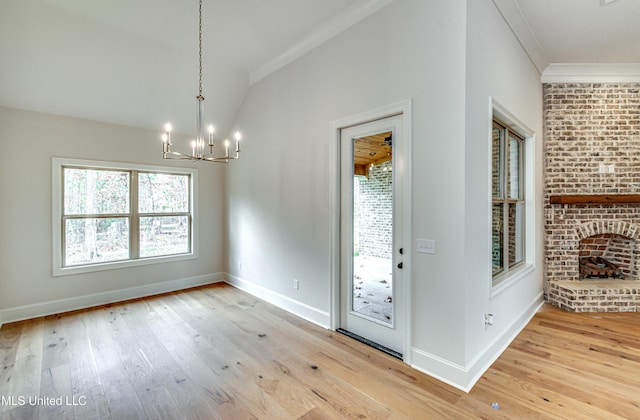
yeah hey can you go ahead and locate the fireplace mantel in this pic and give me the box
[549,194,640,205]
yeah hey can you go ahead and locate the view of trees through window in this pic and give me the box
[62,167,191,267]
[138,173,190,258]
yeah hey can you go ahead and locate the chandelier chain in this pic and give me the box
[198,0,203,96]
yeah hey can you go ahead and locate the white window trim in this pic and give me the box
[490,99,536,289]
[52,157,198,277]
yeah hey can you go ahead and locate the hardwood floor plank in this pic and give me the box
[311,350,473,419]
[7,318,44,404]
[270,356,393,419]
[64,314,102,396]
[41,314,70,371]
[0,322,22,413]
[474,366,629,420]
[3,284,640,418]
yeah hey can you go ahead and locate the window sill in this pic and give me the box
[53,252,197,277]
[490,263,534,299]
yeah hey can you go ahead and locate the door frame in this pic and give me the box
[329,99,413,363]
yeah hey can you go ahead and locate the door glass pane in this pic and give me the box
[508,202,524,267]
[352,132,393,324]
[139,216,190,257]
[509,135,521,199]
[492,203,504,275]
[64,217,129,266]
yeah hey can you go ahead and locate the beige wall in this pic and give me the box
[0,107,226,322]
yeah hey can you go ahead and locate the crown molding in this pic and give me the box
[249,0,394,85]
[541,63,640,83]
[491,0,548,74]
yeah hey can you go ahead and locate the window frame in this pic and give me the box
[491,117,526,285]
[52,157,198,277]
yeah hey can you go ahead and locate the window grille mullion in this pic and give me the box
[503,128,510,271]
[130,171,139,259]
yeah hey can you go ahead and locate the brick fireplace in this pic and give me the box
[544,83,640,312]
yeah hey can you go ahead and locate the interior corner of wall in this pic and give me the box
[224,272,331,329]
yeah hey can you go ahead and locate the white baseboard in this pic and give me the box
[225,273,330,328]
[410,293,544,392]
[0,273,224,326]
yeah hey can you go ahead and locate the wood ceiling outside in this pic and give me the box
[354,131,392,178]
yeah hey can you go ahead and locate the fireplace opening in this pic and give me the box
[579,256,622,278]
[578,233,635,280]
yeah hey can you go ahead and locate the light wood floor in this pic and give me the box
[2,283,640,419]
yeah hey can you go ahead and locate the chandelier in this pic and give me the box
[161,0,241,162]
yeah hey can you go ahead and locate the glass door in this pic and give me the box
[340,115,404,355]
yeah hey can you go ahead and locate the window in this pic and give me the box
[492,118,525,282]
[53,158,197,276]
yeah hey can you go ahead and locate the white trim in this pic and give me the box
[491,98,534,137]
[0,273,223,325]
[491,0,547,74]
[224,274,330,328]
[490,263,534,298]
[329,98,413,363]
[410,293,543,392]
[541,63,640,83]
[51,157,198,277]
[249,0,394,85]
[490,98,537,290]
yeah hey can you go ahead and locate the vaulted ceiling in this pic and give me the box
[1,0,638,138]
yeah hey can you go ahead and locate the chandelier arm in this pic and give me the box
[164,151,200,160]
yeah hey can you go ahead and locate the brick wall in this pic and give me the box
[356,163,392,259]
[544,83,640,311]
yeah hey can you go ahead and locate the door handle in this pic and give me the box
[397,262,403,269]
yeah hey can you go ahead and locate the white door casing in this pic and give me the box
[329,99,412,362]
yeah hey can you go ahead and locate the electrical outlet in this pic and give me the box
[484,313,494,327]
[293,279,299,290]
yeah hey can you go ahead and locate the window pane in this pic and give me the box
[64,168,129,215]
[138,173,189,213]
[139,216,190,257]
[492,203,504,275]
[508,135,521,199]
[64,218,129,266]
[492,125,503,197]
[508,202,524,268]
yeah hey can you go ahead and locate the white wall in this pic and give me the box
[226,0,544,391]
[226,0,473,385]
[0,107,226,324]
[461,0,544,385]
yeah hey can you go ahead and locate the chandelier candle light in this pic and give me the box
[161,0,241,162]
